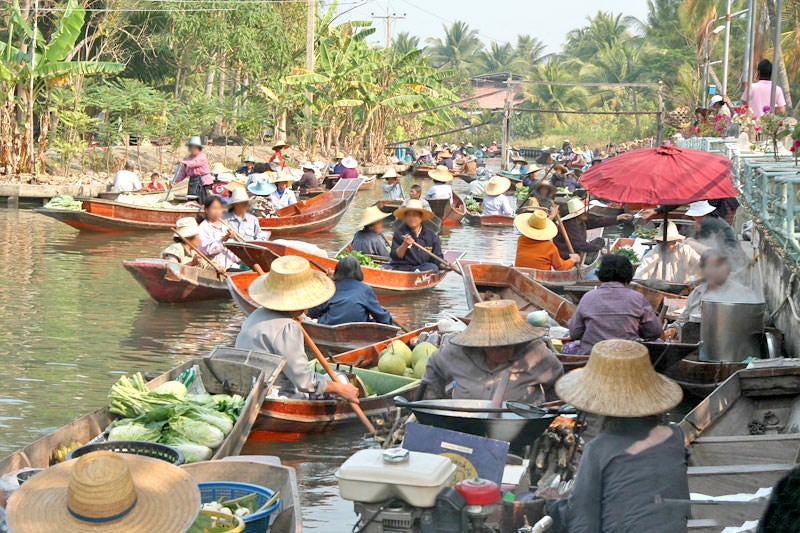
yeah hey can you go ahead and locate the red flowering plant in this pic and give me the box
[759,110,792,160]
[790,122,800,165]
[732,105,756,136]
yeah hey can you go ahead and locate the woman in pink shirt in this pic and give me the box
[175,136,212,202]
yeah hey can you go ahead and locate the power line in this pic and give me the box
[386,118,497,146]
[36,0,368,13]
[517,80,658,88]
[515,108,659,116]
[398,89,504,117]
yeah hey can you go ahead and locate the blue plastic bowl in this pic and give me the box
[197,481,281,533]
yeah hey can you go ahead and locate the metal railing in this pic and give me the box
[678,137,800,261]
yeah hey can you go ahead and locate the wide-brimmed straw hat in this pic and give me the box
[533,178,556,193]
[381,167,398,179]
[301,161,315,170]
[685,200,716,217]
[653,221,685,242]
[270,170,295,185]
[247,176,277,196]
[515,210,558,240]
[342,156,358,169]
[210,162,231,176]
[438,149,453,159]
[360,205,391,228]
[248,255,335,312]
[394,199,434,221]
[271,139,289,151]
[484,176,511,197]
[176,216,200,239]
[560,197,588,221]
[555,339,683,417]
[229,187,250,205]
[244,155,256,163]
[526,164,543,175]
[6,451,200,533]
[451,300,545,347]
[187,135,203,148]
[428,165,453,183]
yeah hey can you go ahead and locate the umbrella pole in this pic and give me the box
[660,211,668,279]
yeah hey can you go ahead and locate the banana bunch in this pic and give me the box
[49,441,83,465]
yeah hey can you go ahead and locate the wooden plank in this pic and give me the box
[690,439,800,466]
[680,374,742,444]
[688,463,795,476]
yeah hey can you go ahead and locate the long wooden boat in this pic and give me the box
[98,189,167,201]
[227,271,401,355]
[0,349,284,475]
[123,258,229,303]
[358,175,376,190]
[680,364,800,531]
[413,163,436,177]
[35,198,200,233]
[333,325,440,368]
[428,194,466,227]
[226,241,463,293]
[463,212,515,227]
[253,363,420,434]
[375,199,443,234]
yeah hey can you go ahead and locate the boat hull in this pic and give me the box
[35,206,196,233]
[463,213,515,227]
[428,195,466,227]
[123,258,229,303]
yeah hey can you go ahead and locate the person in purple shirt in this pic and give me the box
[308,256,392,325]
[563,254,663,355]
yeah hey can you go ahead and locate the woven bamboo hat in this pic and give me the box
[176,216,200,239]
[484,176,511,197]
[451,300,545,347]
[555,339,683,417]
[438,149,453,158]
[653,221,685,242]
[514,210,558,240]
[244,155,256,163]
[6,451,200,533]
[270,170,295,185]
[211,162,231,175]
[381,167,398,179]
[428,165,453,183]
[359,205,391,228]
[248,255,335,312]
[393,199,434,221]
[229,187,251,205]
[271,139,290,151]
[560,197,588,221]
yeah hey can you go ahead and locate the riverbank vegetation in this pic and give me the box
[0,0,797,178]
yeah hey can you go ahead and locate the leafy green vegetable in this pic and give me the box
[515,186,529,202]
[108,422,161,442]
[212,394,245,421]
[170,417,225,448]
[44,195,83,210]
[162,432,213,463]
[636,227,658,239]
[465,196,481,213]
[153,381,188,400]
[613,247,640,265]
[109,373,176,418]
[336,250,380,268]
[187,408,233,436]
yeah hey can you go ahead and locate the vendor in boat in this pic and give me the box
[247,176,277,218]
[198,195,243,271]
[175,135,213,202]
[389,200,446,273]
[523,178,558,219]
[634,222,701,284]
[437,149,455,170]
[404,184,431,210]
[112,160,142,193]
[294,161,320,194]
[269,171,298,210]
[236,256,360,401]
[331,151,346,175]
[563,254,663,355]
[462,154,478,176]
[555,197,632,262]
[308,256,393,326]
[544,339,689,532]
[422,300,563,403]
[665,249,760,338]
[381,168,405,201]
[683,200,744,266]
[210,162,235,199]
[425,166,454,201]
[481,176,514,216]
[161,216,203,266]
[352,206,391,259]
[521,164,542,188]
[237,154,257,176]
[340,156,359,179]
[269,139,290,169]
[514,210,580,271]
[223,188,268,241]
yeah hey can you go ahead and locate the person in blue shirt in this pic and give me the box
[308,256,392,326]
[332,151,346,175]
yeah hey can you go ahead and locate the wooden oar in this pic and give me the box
[219,218,247,243]
[405,240,461,275]
[172,227,228,278]
[163,164,182,202]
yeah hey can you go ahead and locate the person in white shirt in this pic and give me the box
[481,176,514,216]
[425,165,453,201]
[198,196,242,271]
[112,161,141,193]
[381,168,405,201]
[634,222,701,285]
[269,171,297,210]
[223,187,269,241]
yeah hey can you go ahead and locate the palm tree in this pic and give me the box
[476,42,521,74]
[424,21,483,72]
[514,35,548,65]
[524,58,588,127]
[565,11,636,61]
[393,32,421,56]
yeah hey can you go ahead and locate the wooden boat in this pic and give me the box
[0,348,284,475]
[358,175,376,190]
[333,326,438,368]
[680,364,800,531]
[253,363,420,434]
[183,457,301,533]
[98,189,166,201]
[123,258,229,303]
[35,198,200,233]
[375,200,443,234]
[455,173,478,183]
[227,271,402,355]
[428,194,466,227]
[463,212,515,227]
[413,163,436,177]
[226,241,463,293]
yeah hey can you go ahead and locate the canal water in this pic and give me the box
[0,176,520,528]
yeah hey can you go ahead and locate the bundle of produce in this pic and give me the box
[464,196,481,214]
[335,249,381,268]
[377,333,442,379]
[116,193,195,210]
[612,247,640,265]
[44,195,83,211]
[514,186,529,202]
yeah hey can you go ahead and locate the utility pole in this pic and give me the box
[501,74,513,171]
[29,0,38,176]
[743,0,756,102]
[371,3,406,46]
[770,0,783,110]
[722,0,732,97]
[304,0,315,148]
[656,80,665,146]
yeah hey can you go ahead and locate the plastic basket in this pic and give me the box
[198,481,281,533]
[66,441,185,466]
[194,510,245,533]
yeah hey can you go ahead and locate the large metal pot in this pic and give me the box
[700,300,765,362]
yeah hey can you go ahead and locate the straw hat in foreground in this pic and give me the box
[526,164,543,175]
[653,221,685,242]
[270,170,295,185]
[451,300,545,347]
[6,451,200,533]
[248,255,335,312]
[555,339,683,417]
[428,165,453,183]
[393,199,434,221]
[359,205,391,228]
[438,149,453,158]
[515,210,558,241]
[484,176,511,197]
[229,187,251,205]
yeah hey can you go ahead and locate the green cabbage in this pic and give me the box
[187,408,233,436]
[162,432,213,463]
[108,422,161,442]
[153,381,188,400]
[170,417,224,448]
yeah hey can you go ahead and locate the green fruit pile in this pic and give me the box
[378,340,437,379]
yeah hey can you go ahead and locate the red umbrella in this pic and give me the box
[580,145,736,205]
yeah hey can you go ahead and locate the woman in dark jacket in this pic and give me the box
[308,256,392,325]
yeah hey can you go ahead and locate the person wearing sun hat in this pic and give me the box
[237,154,258,175]
[269,139,290,169]
[380,167,405,201]
[634,221,701,284]
[544,339,689,532]
[175,135,213,202]
[389,199,445,273]
[352,205,392,259]
[425,165,454,201]
[6,450,201,533]
[222,187,268,241]
[437,148,455,170]
[236,256,360,402]
[161,216,203,266]
[422,299,563,405]
[520,164,542,188]
[340,156,359,179]
[247,175,278,218]
[480,176,514,216]
[331,150,346,175]
[268,170,297,210]
[294,161,320,194]
[520,178,558,218]
[554,197,632,262]
[514,210,580,270]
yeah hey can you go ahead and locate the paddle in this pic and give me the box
[172,227,228,279]
[219,218,247,243]
[402,240,461,276]
[555,212,583,280]
[163,164,182,202]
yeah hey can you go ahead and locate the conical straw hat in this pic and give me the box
[7,451,200,533]
[381,167,398,179]
[514,210,558,240]
[428,165,453,183]
[451,300,545,347]
[359,205,391,228]
[393,199,434,221]
[484,176,511,197]
[248,255,335,312]
[271,139,289,151]
[555,339,683,417]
